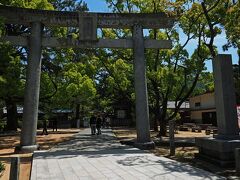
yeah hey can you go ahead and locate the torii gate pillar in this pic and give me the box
[19,22,42,152]
[133,25,154,148]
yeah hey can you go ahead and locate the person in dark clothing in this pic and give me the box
[105,116,110,129]
[42,119,48,135]
[90,115,96,135]
[102,116,106,128]
[96,116,102,135]
[52,118,58,132]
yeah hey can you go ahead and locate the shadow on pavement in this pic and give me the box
[32,128,225,180]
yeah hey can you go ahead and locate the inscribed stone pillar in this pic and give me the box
[20,22,42,151]
[195,54,240,167]
[212,54,239,138]
[133,25,151,144]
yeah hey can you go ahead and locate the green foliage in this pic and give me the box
[0,161,5,175]
[51,0,88,11]
[104,0,224,135]
[0,0,59,130]
[60,61,96,101]
[0,42,24,98]
[193,72,214,96]
[0,0,54,9]
[166,110,181,121]
[0,120,6,131]
[223,1,240,51]
[106,59,132,92]
[106,0,174,13]
[0,0,90,121]
[0,17,4,37]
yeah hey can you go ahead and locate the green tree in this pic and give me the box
[94,27,135,122]
[39,0,89,122]
[0,0,90,130]
[0,0,53,130]
[0,43,24,130]
[96,51,134,119]
[105,0,220,136]
[222,1,240,68]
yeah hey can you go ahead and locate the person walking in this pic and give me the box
[96,115,102,135]
[52,117,58,132]
[106,116,110,129]
[90,115,96,135]
[102,116,106,128]
[42,119,48,135]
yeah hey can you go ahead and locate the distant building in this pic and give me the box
[165,101,190,123]
[112,102,132,127]
[190,92,240,126]
[111,101,190,127]
[2,106,44,118]
[189,92,216,125]
[166,101,190,110]
[51,109,73,128]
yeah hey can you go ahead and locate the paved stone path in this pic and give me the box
[31,128,225,180]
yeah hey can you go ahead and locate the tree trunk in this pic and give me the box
[149,78,161,132]
[5,98,18,131]
[153,118,158,132]
[159,117,167,136]
[153,97,160,132]
[159,99,168,136]
[80,106,84,127]
[75,103,80,120]
[74,103,80,128]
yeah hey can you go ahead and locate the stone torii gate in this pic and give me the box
[0,6,174,152]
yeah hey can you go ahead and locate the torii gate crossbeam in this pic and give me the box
[0,5,174,151]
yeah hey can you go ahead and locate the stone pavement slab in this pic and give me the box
[31,128,225,180]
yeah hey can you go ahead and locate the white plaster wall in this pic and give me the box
[190,93,215,110]
[190,111,202,123]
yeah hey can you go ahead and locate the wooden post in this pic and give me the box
[169,120,175,156]
[236,148,240,175]
[10,156,20,180]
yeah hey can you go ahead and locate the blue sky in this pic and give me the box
[84,0,109,12]
[84,0,239,71]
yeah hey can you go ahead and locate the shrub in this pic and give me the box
[0,119,6,131]
[17,119,22,129]
[0,161,5,176]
